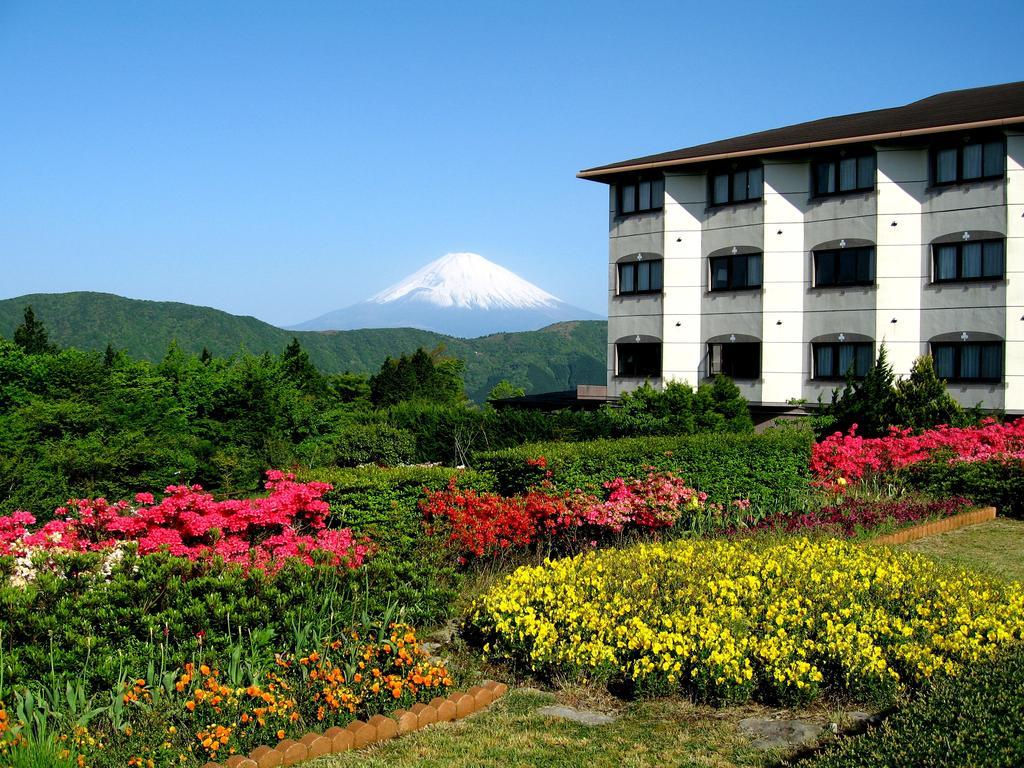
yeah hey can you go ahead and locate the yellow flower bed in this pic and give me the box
[470,538,1024,704]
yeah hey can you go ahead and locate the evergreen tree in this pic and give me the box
[281,337,322,394]
[823,345,897,437]
[13,306,57,354]
[702,375,754,432]
[369,346,466,407]
[893,355,965,430]
[200,347,213,365]
[103,343,118,367]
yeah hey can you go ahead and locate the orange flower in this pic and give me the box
[185,701,196,712]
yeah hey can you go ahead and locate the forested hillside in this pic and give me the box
[0,292,606,401]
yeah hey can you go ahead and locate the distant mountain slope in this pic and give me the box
[0,292,607,401]
[293,252,601,336]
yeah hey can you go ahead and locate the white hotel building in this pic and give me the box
[578,82,1024,413]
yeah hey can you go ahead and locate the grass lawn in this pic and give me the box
[308,688,845,768]
[899,517,1024,582]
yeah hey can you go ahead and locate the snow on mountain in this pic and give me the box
[291,252,601,338]
[370,252,560,310]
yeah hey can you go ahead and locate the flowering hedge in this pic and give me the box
[812,418,1024,488]
[0,471,368,575]
[420,470,744,559]
[471,538,1024,706]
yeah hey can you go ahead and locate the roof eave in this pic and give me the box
[577,116,1024,183]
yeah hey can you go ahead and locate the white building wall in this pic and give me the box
[875,148,926,376]
[661,172,705,388]
[1006,133,1024,411]
[761,161,807,403]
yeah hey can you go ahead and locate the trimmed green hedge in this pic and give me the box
[296,465,495,627]
[300,464,495,538]
[899,458,1024,518]
[472,429,813,507]
[795,645,1024,768]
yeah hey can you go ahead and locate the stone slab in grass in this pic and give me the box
[738,717,822,749]
[536,704,618,725]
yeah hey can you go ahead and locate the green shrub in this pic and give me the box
[605,378,753,435]
[299,464,495,538]
[329,423,416,467]
[794,646,1024,768]
[898,458,1024,518]
[382,402,610,464]
[297,465,497,629]
[472,429,812,507]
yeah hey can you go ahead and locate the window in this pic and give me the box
[708,342,760,379]
[933,239,1004,282]
[932,139,1005,185]
[813,153,875,196]
[813,342,873,379]
[616,176,664,215]
[709,166,763,206]
[709,252,763,291]
[814,246,874,287]
[616,342,661,377]
[618,259,663,295]
[932,342,1003,382]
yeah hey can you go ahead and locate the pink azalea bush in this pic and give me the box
[811,417,1024,488]
[580,470,708,532]
[0,471,369,572]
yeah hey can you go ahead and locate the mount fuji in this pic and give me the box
[291,252,601,338]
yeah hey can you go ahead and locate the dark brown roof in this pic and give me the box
[579,81,1024,181]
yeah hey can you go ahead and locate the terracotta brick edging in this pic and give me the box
[200,680,509,768]
[865,506,996,546]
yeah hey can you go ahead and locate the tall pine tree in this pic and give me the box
[13,306,57,354]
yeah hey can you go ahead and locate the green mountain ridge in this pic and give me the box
[0,292,608,401]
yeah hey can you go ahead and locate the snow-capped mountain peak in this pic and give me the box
[369,252,560,310]
[290,251,601,338]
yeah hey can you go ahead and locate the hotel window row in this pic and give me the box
[615,340,1005,383]
[614,239,1006,296]
[613,139,1008,216]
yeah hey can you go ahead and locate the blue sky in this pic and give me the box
[2,1,1022,326]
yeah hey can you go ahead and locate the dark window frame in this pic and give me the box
[616,342,662,378]
[707,342,761,380]
[617,259,664,296]
[615,175,665,217]
[812,341,874,380]
[932,238,1005,283]
[930,137,1005,187]
[930,341,1003,383]
[709,252,763,292]
[813,246,875,288]
[811,152,876,197]
[708,165,764,207]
